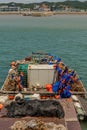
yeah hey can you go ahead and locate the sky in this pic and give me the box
[0,0,86,3]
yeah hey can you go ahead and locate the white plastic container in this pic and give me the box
[0,95,8,104]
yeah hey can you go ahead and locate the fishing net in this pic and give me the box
[5,98,64,118]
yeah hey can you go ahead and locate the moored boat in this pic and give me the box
[1,52,86,96]
[0,52,87,130]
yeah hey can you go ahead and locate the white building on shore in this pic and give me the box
[0,2,20,12]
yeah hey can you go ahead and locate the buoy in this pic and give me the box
[40,96,47,99]
[55,95,60,99]
[46,84,52,92]
[0,104,3,110]
[59,62,63,69]
[8,95,14,100]
[10,61,16,66]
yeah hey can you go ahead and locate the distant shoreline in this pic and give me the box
[0,11,87,16]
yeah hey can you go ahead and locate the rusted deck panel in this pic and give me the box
[0,116,66,130]
[0,118,18,130]
[78,96,87,116]
[60,98,78,121]
[0,98,82,130]
[60,98,82,130]
[67,121,81,130]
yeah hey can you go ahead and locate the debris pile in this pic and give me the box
[11,119,66,130]
[5,98,64,118]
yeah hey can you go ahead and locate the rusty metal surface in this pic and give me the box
[67,121,82,130]
[0,98,82,130]
[0,117,82,130]
[0,118,18,130]
[60,98,78,121]
[78,96,87,116]
[0,117,66,130]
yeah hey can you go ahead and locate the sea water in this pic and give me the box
[0,15,87,129]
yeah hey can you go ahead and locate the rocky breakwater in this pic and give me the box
[31,11,53,17]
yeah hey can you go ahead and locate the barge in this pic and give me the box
[0,52,87,130]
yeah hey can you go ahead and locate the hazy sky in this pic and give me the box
[0,0,86,3]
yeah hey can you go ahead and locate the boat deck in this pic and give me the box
[60,98,81,130]
[0,98,81,130]
[78,95,87,117]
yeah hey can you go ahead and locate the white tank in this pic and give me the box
[27,64,55,89]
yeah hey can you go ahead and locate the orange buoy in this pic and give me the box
[10,61,16,66]
[8,95,14,100]
[40,96,47,99]
[45,84,52,92]
[50,96,54,99]
[59,62,63,69]
[0,104,3,110]
[55,95,60,99]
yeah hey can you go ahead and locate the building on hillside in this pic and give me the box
[33,4,50,12]
[50,5,57,11]
[39,4,50,11]
[33,4,40,10]
[0,3,20,12]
